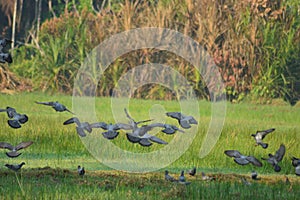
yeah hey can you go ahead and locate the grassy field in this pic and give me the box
[0,92,299,199]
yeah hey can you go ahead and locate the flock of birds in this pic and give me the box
[224,128,300,177]
[0,99,199,176]
[0,38,299,186]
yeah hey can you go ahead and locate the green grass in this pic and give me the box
[0,92,299,199]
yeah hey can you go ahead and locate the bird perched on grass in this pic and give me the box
[178,170,191,185]
[251,128,275,149]
[262,144,285,172]
[166,112,197,129]
[291,156,300,176]
[35,101,75,114]
[0,107,28,129]
[5,162,25,172]
[0,141,33,158]
[251,170,260,180]
[187,167,196,176]
[63,117,100,137]
[77,165,85,176]
[224,150,263,167]
[164,170,177,182]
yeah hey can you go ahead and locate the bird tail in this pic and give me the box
[6,151,21,158]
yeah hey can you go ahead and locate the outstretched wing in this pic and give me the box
[18,114,28,124]
[224,150,242,158]
[15,141,33,151]
[0,142,14,150]
[274,144,285,162]
[148,135,168,145]
[115,123,132,130]
[35,101,54,106]
[166,112,182,120]
[63,117,80,125]
[8,120,21,129]
[256,128,275,139]
[247,156,263,167]
[90,122,107,129]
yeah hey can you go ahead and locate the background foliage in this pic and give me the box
[1,0,300,103]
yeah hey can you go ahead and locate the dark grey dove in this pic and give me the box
[187,167,196,176]
[224,150,263,167]
[166,112,197,129]
[262,144,285,172]
[251,170,260,180]
[291,156,300,176]
[0,52,12,63]
[78,165,85,176]
[291,156,300,167]
[165,170,177,182]
[201,172,215,181]
[0,107,28,129]
[35,101,75,114]
[251,128,275,148]
[0,141,33,158]
[5,162,25,172]
[178,170,191,185]
[92,122,132,140]
[63,117,99,137]
[148,123,185,134]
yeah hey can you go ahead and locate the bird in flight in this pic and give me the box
[35,101,75,114]
[0,141,33,158]
[251,128,275,148]
[166,112,197,129]
[0,107,28,129]
[63,117,101,137]
[262,144,285,172]
[224,150,263,167]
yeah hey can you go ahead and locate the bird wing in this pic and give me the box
[126,133,140,143]
[224,150,242,158]
[63,117,80,125]
[234,157,249,165]
[18,114,28,124]
[148,135,168,145]
[35,101,54,106]
[139,138,153,147]
[8,120,21,128]
[187,116,198,124]
[15,141,33,151]
[136,119,153,125]
[102,131,119,140]
[247,156,263,167]
[256,128,275,139]
[6,151,22,158]
[296,165,300,176]
[0,142,14,150]
[65,108,75,115]
[76,127,87,137]
[166,112,182,120]
[274,144,285,162]
[179,120,191,129]
[115,123,132,130]
[124,108,135,122]
[90,122,107,129]
[147,123,165,128]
